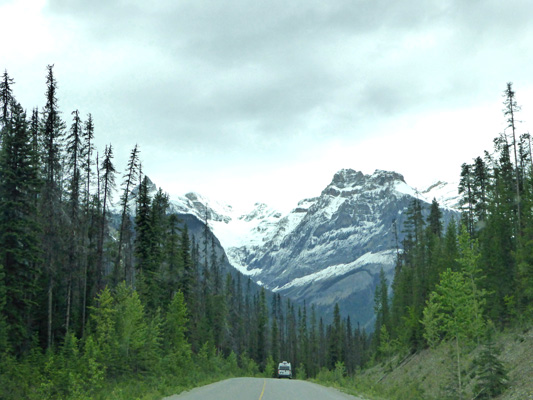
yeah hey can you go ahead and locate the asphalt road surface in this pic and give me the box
[162,377,365,400]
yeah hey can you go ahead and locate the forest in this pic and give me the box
[0,66,532,400]
[0,66,374,399]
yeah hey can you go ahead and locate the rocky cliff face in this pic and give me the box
[214,169,458,328]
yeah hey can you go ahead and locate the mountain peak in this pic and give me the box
[330,169,365,188]
[323,169,406,197]
[369,169,406,185]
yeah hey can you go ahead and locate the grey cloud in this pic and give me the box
[43,0,533,154]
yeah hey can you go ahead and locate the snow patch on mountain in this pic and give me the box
[273,249,397,292]
[420,180,460,209]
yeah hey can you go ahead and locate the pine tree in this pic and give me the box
[163,214,182,301]
[503,82,522,230]
[96,145,116,290]
[64,109,84,335]
[0,262,7,354]
[142,188,169,311]
[422,269,486,400]
[480,138,517,324]
[0,70,15,143]
[328,303,343,368]
[472,156,489,226]
[472,325,508,399]
[164,290,191,371]
[373,268,390,354]
[40,64,66,349]
[115,144,140,284]
[65,110,83,218]
[0,101,42,352]
[256,287,268,369]
[81,113,95,211]
[459,163,476,235]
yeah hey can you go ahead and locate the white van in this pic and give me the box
[277,361,292,379]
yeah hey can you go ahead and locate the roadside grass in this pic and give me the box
[313,326,532,400]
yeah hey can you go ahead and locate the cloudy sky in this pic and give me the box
[2,0,533,212]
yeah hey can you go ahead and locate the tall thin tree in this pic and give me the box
[115,144,140,283]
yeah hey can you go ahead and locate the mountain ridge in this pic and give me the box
[146,168,460,328]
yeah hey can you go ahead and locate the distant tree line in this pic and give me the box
[0,67,373,399]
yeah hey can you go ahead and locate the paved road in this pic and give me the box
[162,377,364,400]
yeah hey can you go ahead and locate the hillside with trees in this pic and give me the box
[350,82,533,399]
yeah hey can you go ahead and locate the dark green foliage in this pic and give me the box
[115,145,139,285]
[372,268,390,356]
[472,327,508,399]
[0,100,42,352]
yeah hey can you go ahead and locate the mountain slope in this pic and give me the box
[164,169,459,329]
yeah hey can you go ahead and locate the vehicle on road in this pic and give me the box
[278,361,292,379]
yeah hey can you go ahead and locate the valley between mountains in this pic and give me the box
[159,168,460,329]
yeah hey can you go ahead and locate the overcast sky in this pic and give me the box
[2,0,533,212]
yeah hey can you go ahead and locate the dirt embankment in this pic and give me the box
[359,327,533,400]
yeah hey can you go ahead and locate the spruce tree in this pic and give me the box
[472,156,489,226]
[40,64,66,349]
[503,82,522,230]
[164,290,191,369]
[0,101,42,352]
[459,163,476,235]
[0,262,7,354]
[0,70,15,140]
[96,145,116,290]
[115,144,140,284]
[480,137,517,324]
[81,113,95,211]
[64,109,84,335]
[472,325,508,399]
[373,268,390,354]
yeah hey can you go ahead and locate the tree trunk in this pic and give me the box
[456,335,462,400]
[65,278,72,336]
[47,276,53,349]
[82,260,87,337]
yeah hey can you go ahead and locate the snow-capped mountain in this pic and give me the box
[157,170,459,329]
[420,180,460,209]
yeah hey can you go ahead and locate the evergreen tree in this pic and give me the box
[0,70,15,144]
[40,64,66,349]
[146,188,169,310]
[0,101,42,352]
[422,268,486,400]
[459,163,476,235]
[96,145,116,290]
[328,303,343,368]
[372,268,390,354]
[81,113,95,211]
[503,82,522,230]
[472,156,489,226]
[115,144,140,284]
[0,70,14,119]
[64,109,84,335]
[0,262,7,354]
[472,325,509,399]
[164,290,191,372]
[134,176,153,294]
[479,139,517,325]
[256,287,268,369]
[427,198,443,237]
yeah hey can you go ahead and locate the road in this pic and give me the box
[162,377,365,400]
